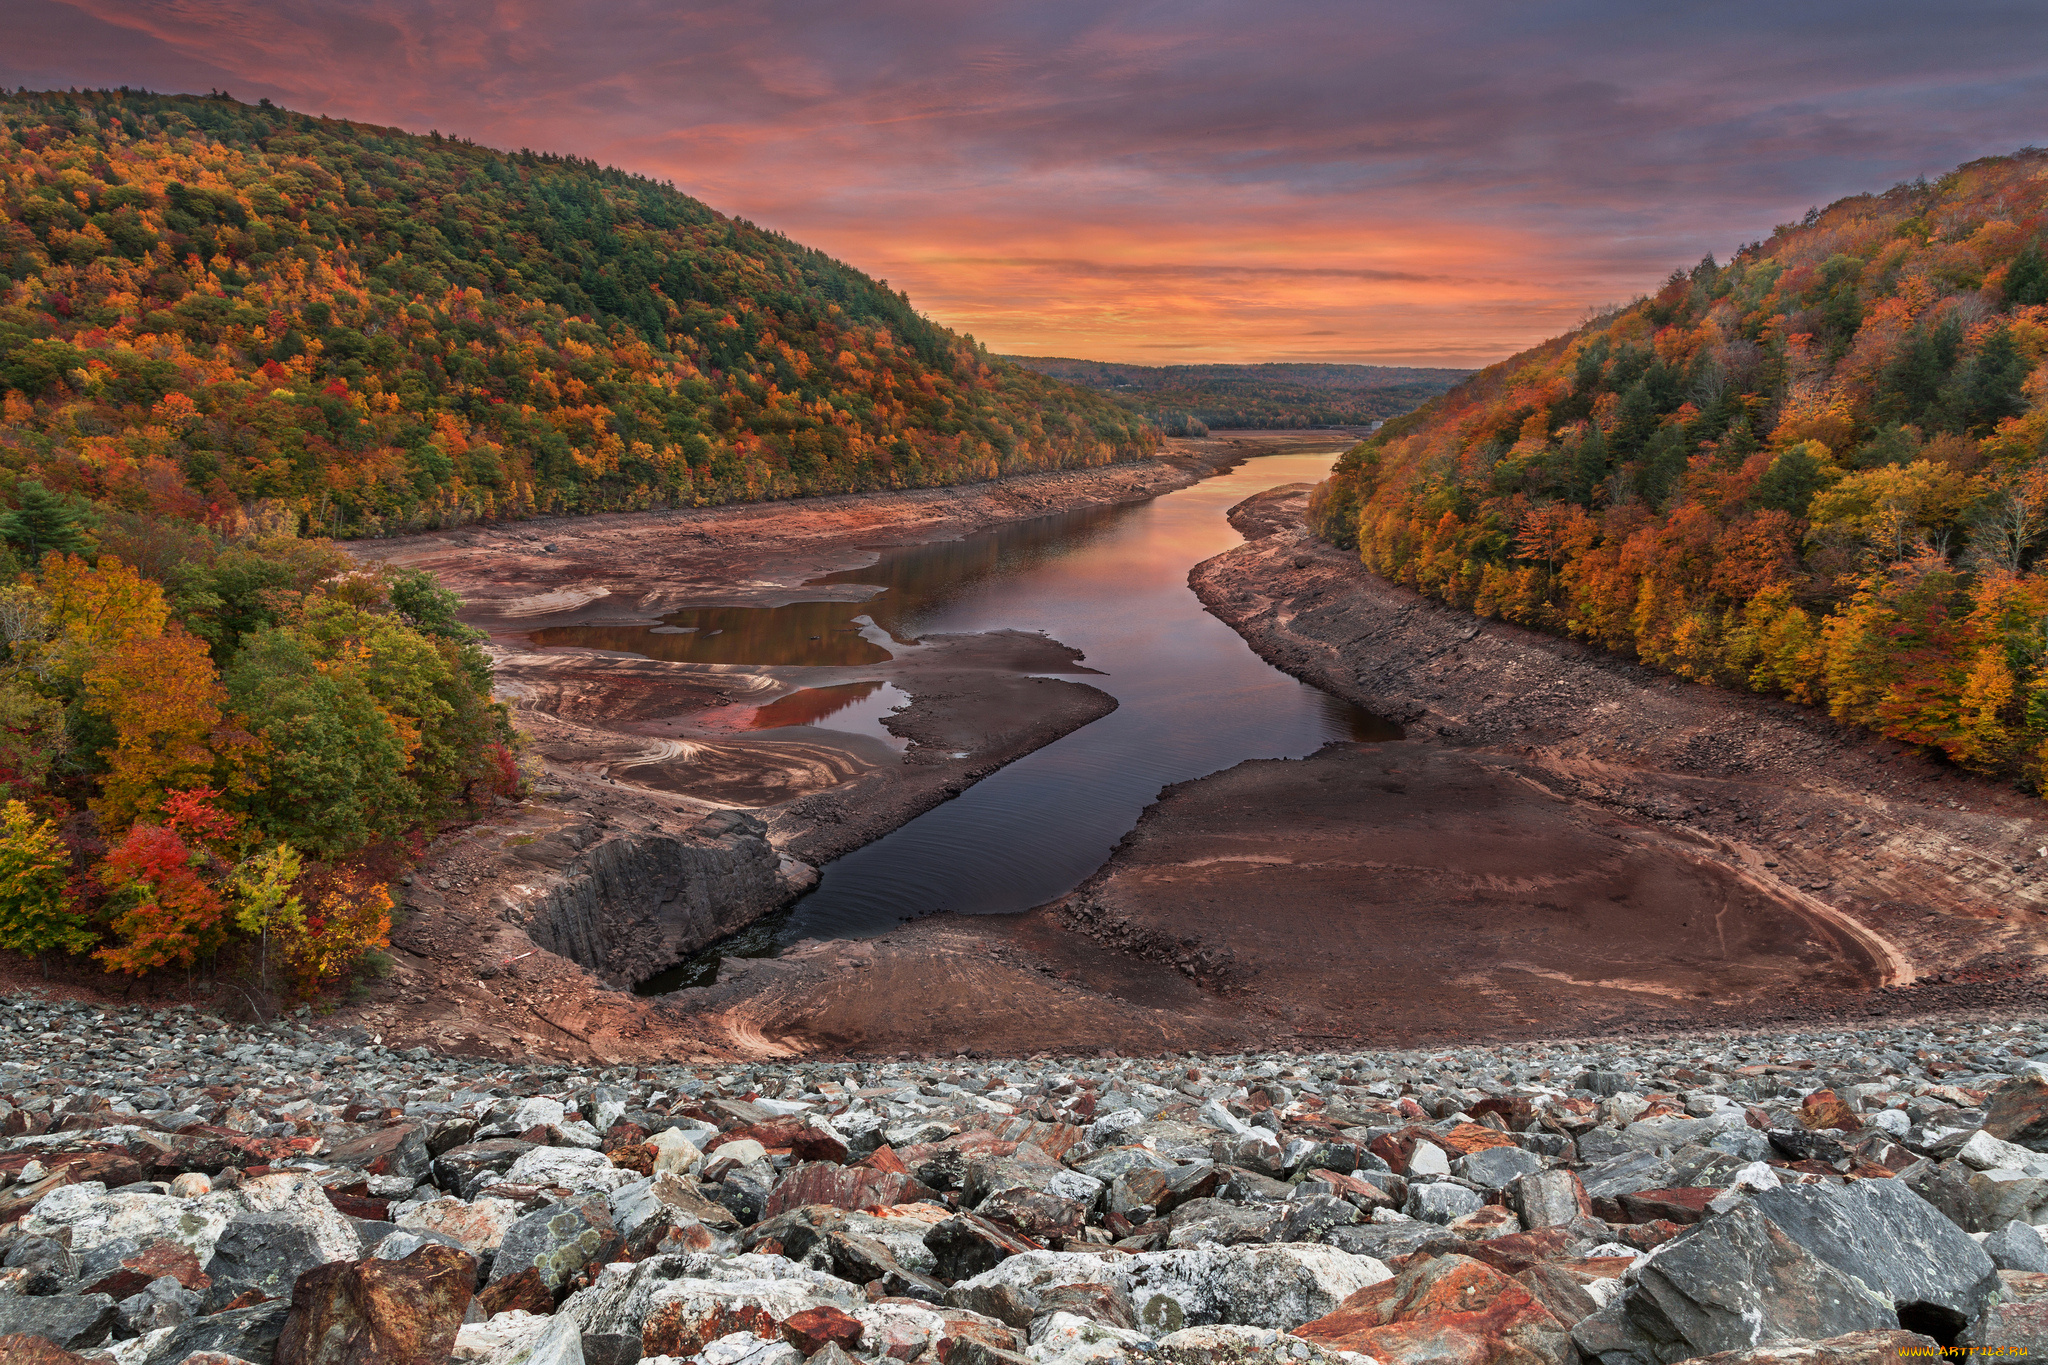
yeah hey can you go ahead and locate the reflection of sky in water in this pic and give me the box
[748,681,910,751]
[628,449,1399,985]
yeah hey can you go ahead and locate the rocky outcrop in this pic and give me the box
[497,814,797,989]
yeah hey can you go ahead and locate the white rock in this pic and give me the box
[22,1184,232,1262]
[1126,1243,1391,1333]
[1089,1108,1147,1144]
[953,1250,1136,1314]
[1959,1130,2048,1177]
[1045,1169,1105,1206]
[1152,1324,1375,1364]
[1029,1308,1150,1353]
[751,1097,814,1117]
[90,1324,173,1365]
[708,1139,768,1169]
[513,1097,568,1131]
[453,1309,550,1362]
[399,1195,521,1254]
[1868,1108,1911,1139]
[696,1331,802,1365]
[554,1120,604,1150]
[592,1099,627,1132]
[232,1170,362,1265]
[648,1128,705,1177]
[1405,1142,1450,1178]
[506,1144,637,1194]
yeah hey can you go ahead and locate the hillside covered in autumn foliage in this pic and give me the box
[1002,356,1468,434]
[0,89,1157,539]
[0,88,1147,999]
[1311,150,2048,790]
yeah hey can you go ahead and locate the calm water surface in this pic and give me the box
[597,451,1396,988]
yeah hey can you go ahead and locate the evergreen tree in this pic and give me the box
[0,482,94,561]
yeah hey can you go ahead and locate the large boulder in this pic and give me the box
[432,1139,538,1197]
[234,1171,364,1266]
[203,1210,335,1309]
[274,1242,477,1365]
[18,1183,232,1263]
[1125,1243,1391,1334]
[1294,1252,1572,1365]
[1572,1204,1897,1365]
[0,1294,119,1351]
[1748,1177,1998,1324]
[490,1193,623,1296]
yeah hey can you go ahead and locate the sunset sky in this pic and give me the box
[7,1,2045,368]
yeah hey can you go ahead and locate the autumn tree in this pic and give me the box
[0,800,88,960]
[94,823,225,975]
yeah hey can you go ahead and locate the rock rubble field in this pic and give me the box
[3,997,2047,1365]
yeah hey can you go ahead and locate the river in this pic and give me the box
[553,449,1395,989]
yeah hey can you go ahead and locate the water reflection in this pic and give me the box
[538,603,892,667]
[627,450,1400,990]
[749,681,911,751]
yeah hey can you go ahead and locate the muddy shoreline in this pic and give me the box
[334,434,1354,1060]
[337,456,2048,1065]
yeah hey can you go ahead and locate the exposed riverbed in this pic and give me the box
[537,450,1395,987]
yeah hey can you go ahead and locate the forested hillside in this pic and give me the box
[0,89,1156,538]
[0,88,1157,996]
[1311,150,2048,789]
[1001,357,1466,433]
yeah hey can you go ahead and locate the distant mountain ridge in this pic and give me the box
[999,356,1470,433]
[0,89,1157,537]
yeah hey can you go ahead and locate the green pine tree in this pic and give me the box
[0,481,95,561]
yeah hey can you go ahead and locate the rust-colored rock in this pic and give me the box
[762,1162,939,1219]
[1616,1188,1723,1226]
[608,1143,657,1176]
[1986,1076,2048,1150]
[781,1305,865,1354]
[79,1241,210,1300]
[858,1145,911,1175]
[790,1125,851,1164]
[472,1265,555,1317]
[0,1333,91,1365]
[1798,1091,1863,1133]
[274,1243,477,1365]
[1294,1253,1571,1365]
[1460,1227,1577,1277]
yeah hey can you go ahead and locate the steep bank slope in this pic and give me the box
[1310,148,2048,795]
[1172,486,2048,1025]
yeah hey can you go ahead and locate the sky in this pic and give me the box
[5,1,2046,368]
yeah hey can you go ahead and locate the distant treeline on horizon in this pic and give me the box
[999,356,1472,434]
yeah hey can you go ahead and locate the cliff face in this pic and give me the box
[497,813,795,988]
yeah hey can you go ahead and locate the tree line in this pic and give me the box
[1312,151,2048,790]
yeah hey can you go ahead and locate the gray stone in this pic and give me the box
[1508,1170,1587,1229]
[137,1300,292,1365]
[491,1193,623,1294]
[204,1210,332,1309]
[1404,1181,1483,1224]
[1749,1176,1999,1321]
[1988,1220,2048,1273]
[1574,1203,1897,1365]
[1455,1145,1544,1189]
[0,1292,119,1349]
